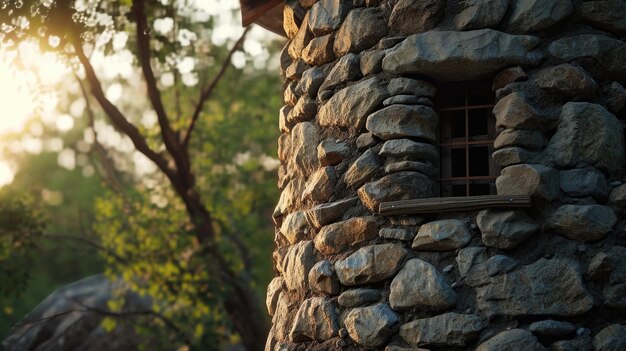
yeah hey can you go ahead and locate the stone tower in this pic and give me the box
[260,0,626,350]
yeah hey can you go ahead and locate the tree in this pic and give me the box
[1,1,281,349]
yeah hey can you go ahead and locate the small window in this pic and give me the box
[437,82,499,197]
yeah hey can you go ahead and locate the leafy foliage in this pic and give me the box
[0,194,44,298]
[0,0,282,349]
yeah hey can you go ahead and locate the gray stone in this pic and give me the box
[551,337,592,351]
[319,53,360,91]
[282,241,316,291]
[529,320,576,337]
[281,211,310,244]
[302,34,335,66]
[379,139,438,163]
[274,178,305,220]
[318,139,350,166]
[585,251,611,280]
[593,324,626,351]
[388,0,445,35]
[379,228,415,241]
[273,292,298,341]
[266,277,284,316]
[455,0,509,30]
[476,329,546,351]
[288,96,317,124]
[477,210,538,249]
[338,288,380,308]
[494,129,545,150]
[308,261,340,295]
[496,164,559,201]
[335,244,407,286]
[383,95,426,106]
[604,246,626,310]
[494,92,555,131]
[548,205,616,242]
[412,219,472,251]
[289,297,339,342]
[385,161,435,177]
[314,217,379,255]
[308,0,351,36]
[506,0,573,33]
[358,171,434,212]
[318,78,388,129]
[305,197,357,229]
[383,29,542,81]
[476,258,594,317]
[285,59,309,80]
[548,35,626,79]
[356,132,377,150]
[334,8,387,57]
[387,78,436,98]
[295,66,325,98]
[302,167,336,203]
[493,66,527,91]
[366,105,438,142]
[279,106,292,133]
[344,148,381,188]
[290,122,319,175]
[456,246,488,277]
[609,184,626,213]
[283,80,299,106]
[288,12,313,60]
[360,50,384,76]
[559,168,608,199]
[492,147,540,167]
[532,64,597,99]
[283,0,305,39]
[580,0,626,36]
[344,304,399,347]
[390,258,457,310]
[546,102,625,173]
[605,81,626,113]
[400,313,486,347]
[485,255,518,276]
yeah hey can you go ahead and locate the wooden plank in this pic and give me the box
[379,195,532,216]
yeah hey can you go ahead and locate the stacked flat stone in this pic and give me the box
[268,0,626,350]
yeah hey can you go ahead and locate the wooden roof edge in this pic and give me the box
[241,0,286,37]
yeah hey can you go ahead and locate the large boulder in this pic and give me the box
[344,149,382,188]
[496,164,559,201]
[548,34,626,79]
[412,219,472,251]
[366,105,438,142]
[307,0,352,36]
[282,240,316,291]
[383,29,542,81]
[476,329,546,351]
[580,0,626,36]
[314,217,379,255]
[545,102,625,173]
[477,210,538,249]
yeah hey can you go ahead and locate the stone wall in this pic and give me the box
[267,0,626,350]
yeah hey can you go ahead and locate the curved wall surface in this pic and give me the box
[267,0,626,350]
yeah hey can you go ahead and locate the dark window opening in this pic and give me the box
[437,81,499,197]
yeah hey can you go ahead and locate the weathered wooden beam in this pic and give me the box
[379,195,532,216]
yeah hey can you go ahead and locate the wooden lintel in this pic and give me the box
[379,195,532,216]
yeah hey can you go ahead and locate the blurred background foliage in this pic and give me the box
[0,0,283,349]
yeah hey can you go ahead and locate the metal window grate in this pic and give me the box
[437,82,498,197]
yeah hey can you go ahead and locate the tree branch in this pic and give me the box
[72,40,176,185]
[43,233,128,264]
[183,27,251,147]
[132,0,191,179]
